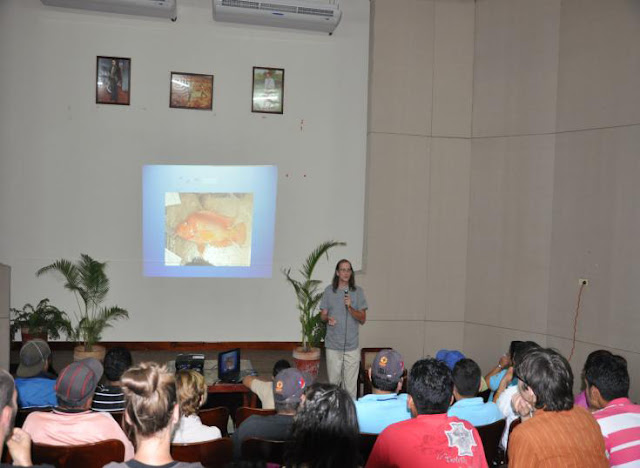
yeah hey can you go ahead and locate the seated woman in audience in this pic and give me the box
[484,341,520,400]
[173,370,222,443]
[104,362,203,468]
[285,383,360,468]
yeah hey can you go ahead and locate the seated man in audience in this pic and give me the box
[0,369,52,467]
[92,347,132,413]
[367,358,488,468]
[355,349,411,434]
[241,359,290,410]
[437,349,489,394]
[22,358,134,460]
[448,358,502,427]
[14,340,56,408]
[232,367,305,460]
[585,351,640,466]
[508,348,607,467]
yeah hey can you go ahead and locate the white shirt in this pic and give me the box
[496,384,520,449]
[172,414,222,444]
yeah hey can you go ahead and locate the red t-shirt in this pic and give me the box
[366,413,488,468]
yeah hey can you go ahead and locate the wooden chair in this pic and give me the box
[476,418,506,466]
[171,437,233,468]
[30,439,125,468]
[358,432,378,466]
[235,406,276,428]
[478,388,491,403]
[15,407,52,428]
[241,437,286,465]
[198,406,230,437]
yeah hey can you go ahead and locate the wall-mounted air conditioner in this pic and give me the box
[40,0,177,20]
[213,0,342,34]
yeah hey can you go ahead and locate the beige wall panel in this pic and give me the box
[432,0,474,137]
[472,0,561,137]
[466,135,554,332]
[360,134,429,321]
[549,126,640,354]
[426,138,470,322]
[546,336,640,403]
[463,323,548,378]
[359,319,427,371]
[423,321,464,359]
[556,0,640,132]
[0,318,8,370]
[369,0,434,136]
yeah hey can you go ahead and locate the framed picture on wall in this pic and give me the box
[169,72,214,110]
[96,56,131,105]
[252,66,284,114]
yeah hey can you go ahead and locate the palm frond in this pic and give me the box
[36,260,82,295]
[301,241,346,280]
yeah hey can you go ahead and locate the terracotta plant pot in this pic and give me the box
[20,327,48,343]
[73,344,106,362]
[293,346,322,381]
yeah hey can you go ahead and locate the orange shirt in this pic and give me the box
[508,406,608,468]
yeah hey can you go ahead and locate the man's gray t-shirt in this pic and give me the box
[320,285,367,351]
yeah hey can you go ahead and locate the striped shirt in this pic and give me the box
[91,384,125,412]
[593,397,640,467]
[508,406,608,467]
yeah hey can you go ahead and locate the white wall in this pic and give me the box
[0,0,370,342]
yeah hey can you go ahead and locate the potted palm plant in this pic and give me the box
[36,254,129,361]
[10,298,73,342]
[283,240,345,378]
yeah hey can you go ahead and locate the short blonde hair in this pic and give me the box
[175,370,207,417]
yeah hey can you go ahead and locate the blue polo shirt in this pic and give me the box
[355,393,411,434]
[15,376,56,408]
[447,396,503,427]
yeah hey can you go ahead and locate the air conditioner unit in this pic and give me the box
[40,0,177,20]
[213,0,342,34]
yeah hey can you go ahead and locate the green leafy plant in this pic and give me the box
[36,254,129,351]
[283,240,345,351]
[9,298,73,341]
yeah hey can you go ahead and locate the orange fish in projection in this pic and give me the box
[175,211,247,254]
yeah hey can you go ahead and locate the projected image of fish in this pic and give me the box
[165,193,253,267]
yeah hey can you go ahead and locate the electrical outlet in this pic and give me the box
[579,278,589,286]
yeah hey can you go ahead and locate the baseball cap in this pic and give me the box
[17,339,51,378]
[55,358,103,407]
[371,349,404,383]
[436,349,465,370]
[273,368,306,404]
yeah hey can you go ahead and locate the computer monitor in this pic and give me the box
[218,348,241,383]
[175,353,205,375]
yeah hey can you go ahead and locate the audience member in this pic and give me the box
[285,383,360,468]
[92,346,132,412]
[14,340,56,408]
[448,358,502,427]
[172,369,221,443]
[233,368,305,460]
[22,358,134,460]
[437,350,489,394]
[104,362,203,468]
[585,351,640,466]
[575,349,613,410]
[0,369,52,467]
[355,349,410,434]
[484,341,521,399]
[508,348,607,467]
[367,358,488,468]
[241,359,290,410]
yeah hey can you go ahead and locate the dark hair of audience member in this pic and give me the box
[371,370,401,392]
[511,341,540,368]
[584,352,629,402]
[331,259,356,292]
[286,383,359,468]
[120,362,177,445]
[408,358,453,415]
[272,359,291,378]
[104,347,133,382]
[452,359,481,397]
[515,348,573,411]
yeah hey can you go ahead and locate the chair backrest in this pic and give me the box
[476,418,506,466]
[109,411,124,427]
[478,388,491,403]
[31,439,125,468]
[198,406,230,436]
[15,407,52,428]
[171,437,233,468]
[235,406,277,428]
[358,432,378,465]
[241,437,286,465]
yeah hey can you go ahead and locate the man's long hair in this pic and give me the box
[331,259,356,292]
